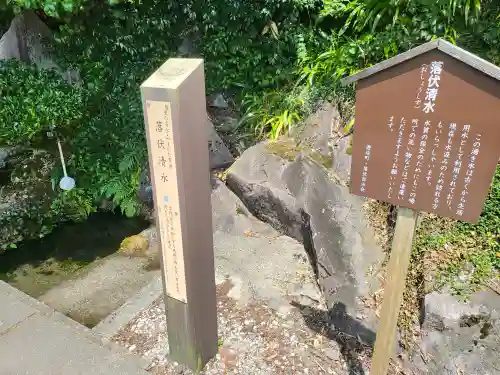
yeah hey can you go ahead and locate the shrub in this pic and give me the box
[0,59,90,251]
[48,0,320,217]
[0,59,85,147]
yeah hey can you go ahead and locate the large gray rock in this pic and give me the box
[407,290,500,375]
[225,139,384,314]
[0,10,78,82]
[0,148,8,169]
[331,135,352,184]
[292,102,352,184]
[291,102,338,158]
[207,118,234,168]
[131,177,321,314]
[213,177,322,311]
[177,31,200,57]
[211,175,276,237]
[208,93,229,108]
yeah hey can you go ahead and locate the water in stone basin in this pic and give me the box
[0,212,149,298]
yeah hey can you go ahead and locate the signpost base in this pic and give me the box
[165,297,212,371]
[370,207,419,375]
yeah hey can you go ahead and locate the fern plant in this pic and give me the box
[100,151,143,218]
[338,0,483,36]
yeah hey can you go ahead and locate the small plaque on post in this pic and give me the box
[144,100,187,303]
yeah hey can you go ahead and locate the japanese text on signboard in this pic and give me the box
[350,49,500,223]
[145,100,187,303]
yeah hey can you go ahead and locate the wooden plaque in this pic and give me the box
[349,49,500,223]
[342,40,500,375]
[144,100,187,302]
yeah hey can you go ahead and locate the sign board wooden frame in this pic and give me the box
[344,38,500,224]
[141,58,218,371]
[342,38,500,375]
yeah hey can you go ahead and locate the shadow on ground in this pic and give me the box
[292,301,376,375]
[0,212,149,296]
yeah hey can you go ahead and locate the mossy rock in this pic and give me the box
[0,151,57,253]
[265,138,333,169]
[118,234,149,257]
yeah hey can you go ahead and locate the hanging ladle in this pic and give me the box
[56,137,75,191]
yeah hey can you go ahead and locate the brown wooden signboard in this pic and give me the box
[346,42,500,223]
[342,39,500,375]
[141,58,218,371]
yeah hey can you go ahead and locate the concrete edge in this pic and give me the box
[0,280,91,335]
[0,280,151,372]
[92,275,163,345]
[90,268,235,366]
[92,270,230,344]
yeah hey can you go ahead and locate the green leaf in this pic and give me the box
[343,118,355,135]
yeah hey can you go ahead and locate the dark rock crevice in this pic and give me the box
[225,174,319,282]
[224,140,384,317]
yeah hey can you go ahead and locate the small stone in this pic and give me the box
[128,344,136,351]
[216,116,239,132]
[219,345,238,367]
[324,347,341,361]
[210,93,228,108]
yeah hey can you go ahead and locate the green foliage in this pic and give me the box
[409,159,499,295]
[243,0,500,294]
[0,150,94,252]
[0,6,14,33]
[1,0,137,17]
[1,0,499,277]
[303,0,494,89]
[238,91,303,140]
[48,0,182,218]
[50,187,96,221]
[337,0,482,36]
[47,0,316,215]
[449,166,500,282]
[0,59,90,249]
[255,0,497,140]
[0,59,85,146]
[4,0,317,248]
[6,0,88,15]
[195,0,304,94]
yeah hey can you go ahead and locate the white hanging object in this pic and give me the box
[56,137,75,191]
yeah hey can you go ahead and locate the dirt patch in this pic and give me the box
[112,280,411,375]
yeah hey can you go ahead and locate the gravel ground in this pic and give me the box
[111,279,388,375]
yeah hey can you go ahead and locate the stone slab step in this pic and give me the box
[0,281,149,375]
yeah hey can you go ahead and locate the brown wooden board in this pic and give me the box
[350,49,500,223]
[141,58,218,370]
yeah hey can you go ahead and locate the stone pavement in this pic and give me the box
[0,281,149,375]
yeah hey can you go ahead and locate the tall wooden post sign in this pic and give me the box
[341,39,500,375]
[141,59,218,371]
